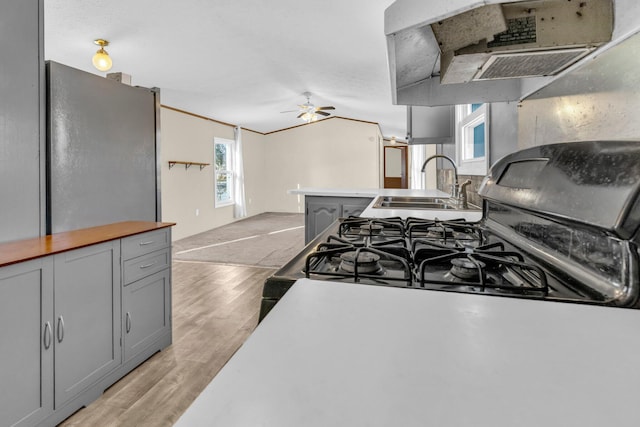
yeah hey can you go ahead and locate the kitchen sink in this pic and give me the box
[372,196,479,211]
[376,196,450,204]
[377,201,456,210]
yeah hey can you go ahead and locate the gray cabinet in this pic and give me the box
[0,0,44,243]
[53,241,121,409]
[0,258,53,427]
[0,223,172,427]
[305,196,373,243]
[122,229,172,362]
[0,242,122,426]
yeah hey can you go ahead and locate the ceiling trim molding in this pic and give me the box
[263,116,382,136]
[332,116,384,137]
[160,105,264,135]
[333,116,380,126]
[161,105,383,137]
[262,117,335,135]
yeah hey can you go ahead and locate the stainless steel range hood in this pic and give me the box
[384,0,625,107]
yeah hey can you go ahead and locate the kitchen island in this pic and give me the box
[176,278,640,427]
[289,187,482,242]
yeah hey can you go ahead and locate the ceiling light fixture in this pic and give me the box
[300,111,319,123]
[92,39,113,72]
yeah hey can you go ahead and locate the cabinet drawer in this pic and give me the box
[123,249,170,285]
[122,229,170,260]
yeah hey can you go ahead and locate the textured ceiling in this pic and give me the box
[44,0,407,137]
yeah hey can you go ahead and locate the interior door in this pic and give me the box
[384,145,408,189]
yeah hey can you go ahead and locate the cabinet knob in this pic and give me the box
[139,261,158,269]
[43,322,52,350]
[126,312,132,333]
[56,316,65,343]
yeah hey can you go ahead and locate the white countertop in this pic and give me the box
[289,187,483,221]
[360,200,482,221]
[175,279,640,427]
[288,187,450,198]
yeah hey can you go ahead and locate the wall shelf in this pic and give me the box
[168,160,210,170]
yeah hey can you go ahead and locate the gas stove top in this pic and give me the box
[260,141,640,321]
[303,217,572,300]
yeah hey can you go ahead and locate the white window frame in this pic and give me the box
[214,137,235,207]
[455,103,490,176]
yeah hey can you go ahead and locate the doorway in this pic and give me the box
[383,145,408,189]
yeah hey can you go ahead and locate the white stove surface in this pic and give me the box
[176,279,640,427]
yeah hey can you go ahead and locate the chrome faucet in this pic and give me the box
[421,154,459,198]
[458,179,473,210]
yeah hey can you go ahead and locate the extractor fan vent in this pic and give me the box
[475,48,593,80]
[433,0,613,84]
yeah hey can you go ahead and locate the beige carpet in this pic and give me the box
[172,212,305,268]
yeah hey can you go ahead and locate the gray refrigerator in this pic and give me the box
[47,61,159,233]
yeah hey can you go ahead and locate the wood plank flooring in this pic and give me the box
[58,260,275,427]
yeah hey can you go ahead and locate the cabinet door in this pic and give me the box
[0,258,53,427]
[53,241,121,409]
[341,197,374,218]
[123,269,171,362]
[306,198,340,243]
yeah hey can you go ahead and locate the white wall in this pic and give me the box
[161,110,382,240]
[262,118,382,213]
[160,107,266,240]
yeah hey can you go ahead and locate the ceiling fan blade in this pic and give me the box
[316,106,335,111]
[280,110,299,113]
[316,110,330,116]
[296,113,305,119]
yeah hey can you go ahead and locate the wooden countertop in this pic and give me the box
[0,221,175,268]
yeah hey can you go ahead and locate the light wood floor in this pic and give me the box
[58,260,275,427]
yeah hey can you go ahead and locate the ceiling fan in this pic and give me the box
[281,92,335,123]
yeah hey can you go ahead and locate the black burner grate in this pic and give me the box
[339,217,406,239]
[406,217,484,243]
[305,244,413,286]
[417,242,549,295]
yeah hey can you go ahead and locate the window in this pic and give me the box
[214,138,234,207]
[455,103,490,175]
